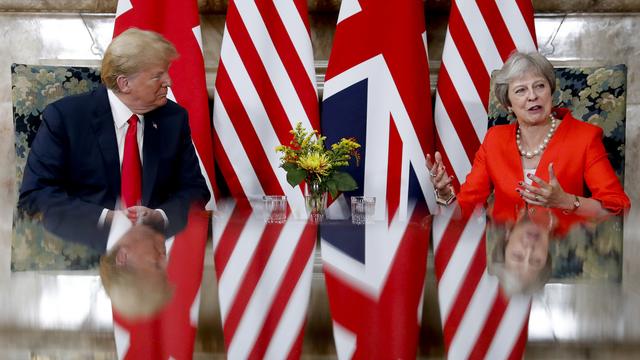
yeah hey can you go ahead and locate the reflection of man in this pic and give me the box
[100,220,173,319]
[18,28,209,250]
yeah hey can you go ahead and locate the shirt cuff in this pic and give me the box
[98,208,109,228]
[155,208,169,228]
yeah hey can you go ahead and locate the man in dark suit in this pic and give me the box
[18,28,209,252]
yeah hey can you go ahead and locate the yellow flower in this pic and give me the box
[297,152,331,176]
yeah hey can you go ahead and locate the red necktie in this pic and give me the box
[121,114,142,208]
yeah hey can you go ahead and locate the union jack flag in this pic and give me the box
[211,0,319,357]
[433,1,537,358]
[320,0,434,357]
[111,0,212,358]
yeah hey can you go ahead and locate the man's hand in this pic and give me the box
[125,206,166,232]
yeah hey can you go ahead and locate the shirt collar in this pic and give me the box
[107,89,144,129]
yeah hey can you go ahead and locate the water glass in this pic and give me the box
[262,195,287,223]
[351,196,376,225]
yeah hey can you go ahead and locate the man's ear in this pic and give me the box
[115,247,128,266]
[116,75,130,94]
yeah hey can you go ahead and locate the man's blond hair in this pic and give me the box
[100,245,173,319]
[101,28,178,91]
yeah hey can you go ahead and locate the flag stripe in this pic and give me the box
[216,215,269,322]
[212,80,266,199]
[442,234,487,346]
[225,4,295,145]
[227,220,307,358]
[214,64,283,197]
[222,222,284,344]
[437,212,485,320]
[456,1,503,79]
[251,223,316,358]
[264,0,319,127]
[386,119,402,221]
[234,0,314,132]
[477,1,518,61]
[213,204,251,276]
[468,292,509,359]
[435,66,481,161]
[447,4,491,111]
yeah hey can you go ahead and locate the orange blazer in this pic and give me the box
[457,108,630,230]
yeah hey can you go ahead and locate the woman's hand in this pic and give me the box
[517,163,574,209]
[426,151,455,198]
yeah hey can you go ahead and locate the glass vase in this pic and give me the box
[305,181,327,223]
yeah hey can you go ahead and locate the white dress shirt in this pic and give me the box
[98,89,167,228]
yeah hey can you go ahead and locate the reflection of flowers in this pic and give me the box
[276,122,360,198]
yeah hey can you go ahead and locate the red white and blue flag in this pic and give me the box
[212,0,319,216]
[112,0,212,358]
[320,0,434,357]
[433,1,537,359]
[212,200,317,358]
[211,0,319,357]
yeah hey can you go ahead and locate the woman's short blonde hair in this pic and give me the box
[493,51,556,108]
[101,28,178,91]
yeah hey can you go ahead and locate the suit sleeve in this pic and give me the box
[583,127,631,214]
[154,112,209,237]
[18,104,110,251]
[456,129,495,216]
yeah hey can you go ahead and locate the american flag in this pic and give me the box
[320,0,434,357]
[111,0,212,358]
[433,1,537,358]
[212,0,319,216]
[212,200,317,358]
[211,0,319,357]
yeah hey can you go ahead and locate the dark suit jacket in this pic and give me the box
[18,85,209,250]
[457,107,630,234]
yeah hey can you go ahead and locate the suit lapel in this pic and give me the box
[142,114,160,206]
[90,86,121,199]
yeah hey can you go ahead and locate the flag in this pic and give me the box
[111,1,212,358]
[433,1,537,358]
[212,200,317,358]
[320,0,435,357]
[211,0,320,357]
[212,0,319,217]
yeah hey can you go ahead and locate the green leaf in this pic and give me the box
[332,171,358,192]
[325,179,338,198]
[281,162,296,172]
[286,167,307,187]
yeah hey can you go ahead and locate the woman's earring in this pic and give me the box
[507,107,515,123]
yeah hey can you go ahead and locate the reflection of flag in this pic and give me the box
[212,0,319,216]
[212,200,317,358]
[211,1,319,357]
[320,204,430,358]
[320,0,434,357]
[433,1,537,358]
[112,1,211,358]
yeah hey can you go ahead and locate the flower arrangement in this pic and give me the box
[276,122,360,201]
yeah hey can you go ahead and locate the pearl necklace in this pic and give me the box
[516,115,558,159]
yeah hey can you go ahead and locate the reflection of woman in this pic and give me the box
[488,207,554,295]
[427,51,630,231]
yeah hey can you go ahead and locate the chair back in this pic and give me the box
[487,64,627,282]
[12,64,103,271]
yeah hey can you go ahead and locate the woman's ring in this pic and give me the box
[535,195,540,201]
[430,171,437,178]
